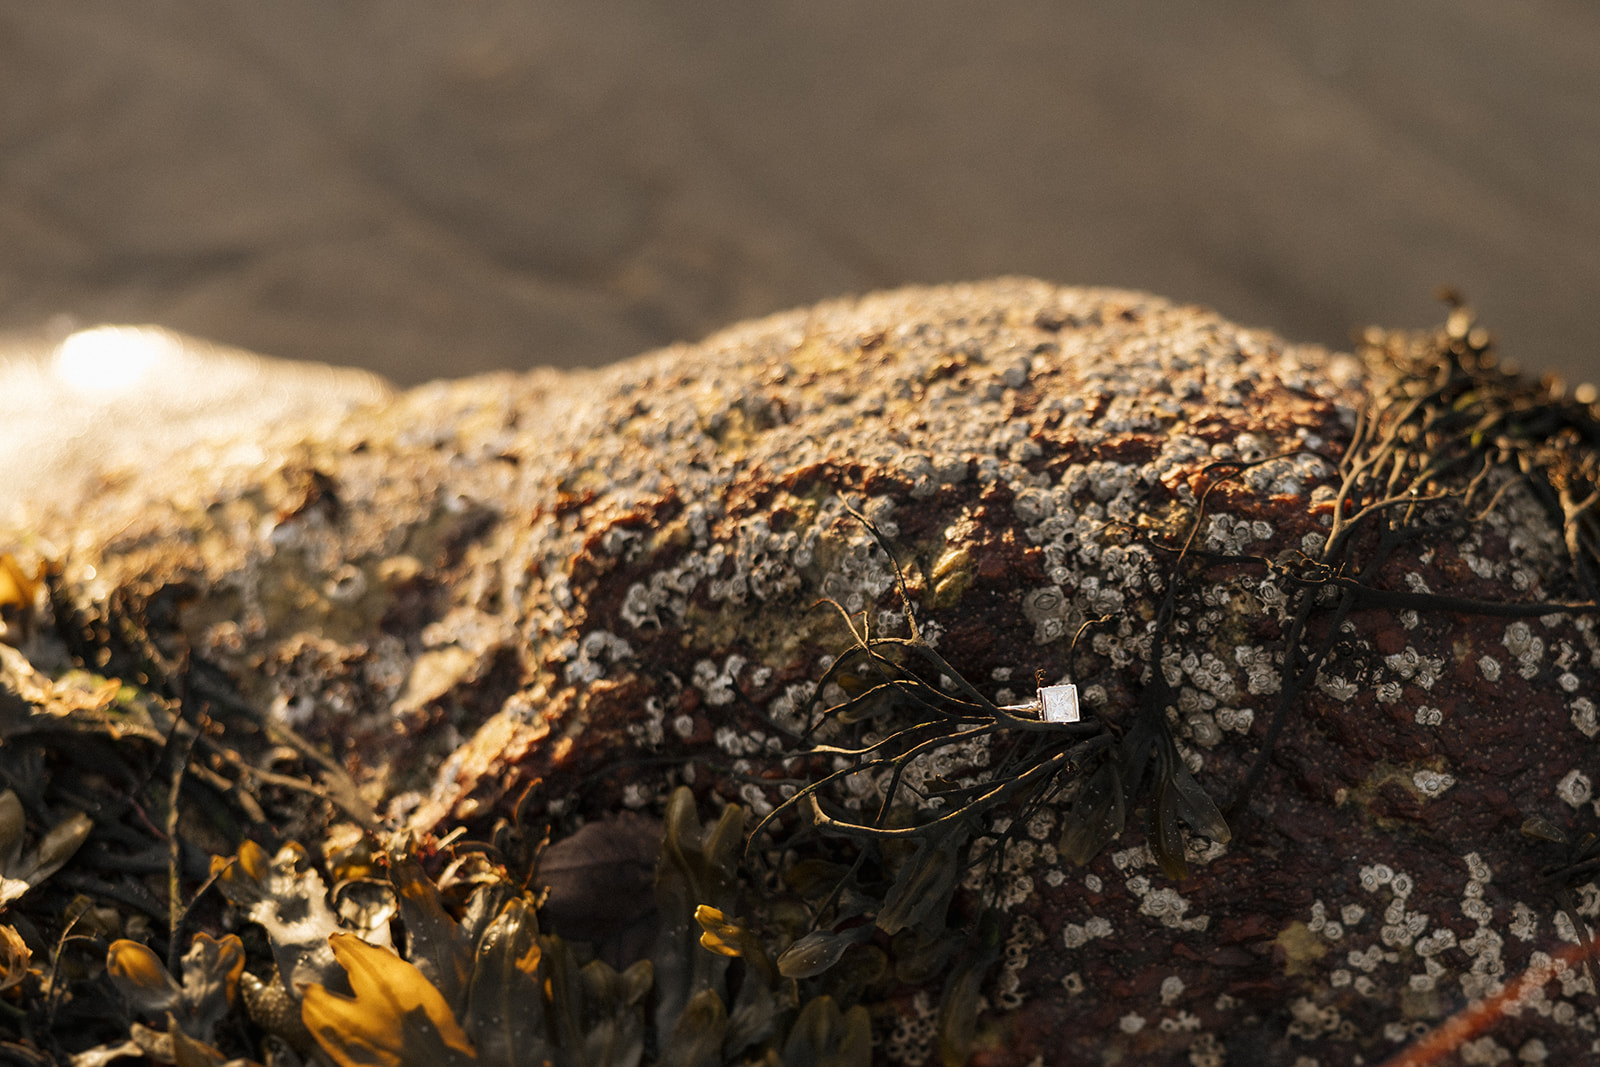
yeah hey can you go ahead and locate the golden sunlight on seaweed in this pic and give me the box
[301,932,477,1067]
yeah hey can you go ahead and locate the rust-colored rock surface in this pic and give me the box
[10,279,1600,1064]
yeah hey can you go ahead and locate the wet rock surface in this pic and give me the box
[9,279,1600,1064]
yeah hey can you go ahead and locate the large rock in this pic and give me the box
[10,279,1600,1064]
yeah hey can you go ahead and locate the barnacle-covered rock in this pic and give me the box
[9,279,1600,1064]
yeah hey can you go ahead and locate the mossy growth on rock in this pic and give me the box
[5,281,1600,1064]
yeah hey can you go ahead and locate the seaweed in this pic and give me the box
[49,784,884,1066]
[0,565,389,1063]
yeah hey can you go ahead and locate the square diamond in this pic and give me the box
[1039,683,1080,723]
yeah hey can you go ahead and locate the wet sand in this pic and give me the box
[2,1,1597,385]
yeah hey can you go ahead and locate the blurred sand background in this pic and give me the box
[1,0,1598,386]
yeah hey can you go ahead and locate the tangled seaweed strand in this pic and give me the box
[751,505,1231,893]
[1226,303,1600,820]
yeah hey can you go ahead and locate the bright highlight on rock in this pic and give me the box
[53,325,173,394]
